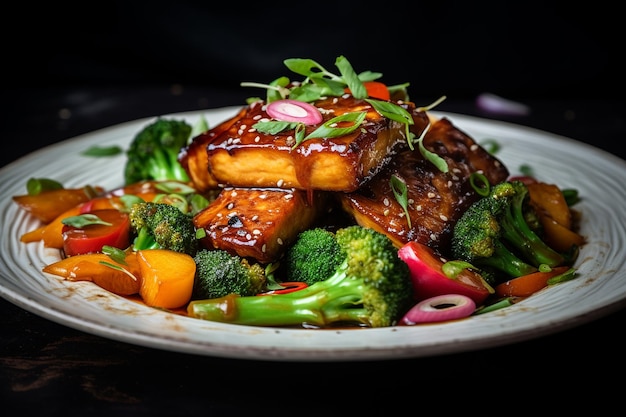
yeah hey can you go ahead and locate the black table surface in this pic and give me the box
[2,86,625,413]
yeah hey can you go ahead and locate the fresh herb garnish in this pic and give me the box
[390,175,412,229]
[61,213,113,228]
[82,145,123,157]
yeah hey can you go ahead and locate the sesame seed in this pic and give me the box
[383,209,390,216]
[246,233,252,240]
[430,233,436,241]
[254,136,260,142]
[277,238,283,245]
[259,193,267,199]
[383,198,390,206]
[440,214,448,221]
[447,180,453,187]
[230,190,238,197]
[251,215,259,221]
[277,179,284,187]
[284,194,293,200]
[253,114,262,120]
[252,229,261,235]
[470,144,478,151]
[227,202,235,210]
[427,192,436,198]
[261,244,267,253]
[416,205,422,211]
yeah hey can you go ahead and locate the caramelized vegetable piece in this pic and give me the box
[537,216,586,253]
[398,241,494,305]
[527,182,572,228]
[137,249,196,309]
[45,208,84,248]
[42,252,141,295]
[526,182,585,252]
[62,209,131,256]
[494,266,571,298]
[12,187,96,224]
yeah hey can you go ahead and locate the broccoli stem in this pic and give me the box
[475,241,538,277]
[188,271,371,328]
[500,186,564,267]
[133,227,159,250]
[147,148,189,182]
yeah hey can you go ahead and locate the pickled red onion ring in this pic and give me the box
[266,100,323,125]
[400,294,476,325]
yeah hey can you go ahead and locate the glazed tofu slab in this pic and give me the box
[186,96,429,192]
[193,187,331,263]
[339,117,510,252]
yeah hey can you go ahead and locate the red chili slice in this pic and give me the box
[258,281,308,295]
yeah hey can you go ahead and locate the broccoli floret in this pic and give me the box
[187,225,413,328]
[124,118,192,185]
[451,180,565,280]
[282,227,344,285]
[129,202,198,256]
[192,249,267,299]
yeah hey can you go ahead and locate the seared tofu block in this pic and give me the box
[178,107,247,193]
[193,187,331,263]
[188,97,429,192]
[339,117,510,253]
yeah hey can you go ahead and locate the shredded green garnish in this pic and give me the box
[469,172,490,196]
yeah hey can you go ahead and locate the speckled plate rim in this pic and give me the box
[1,107,625,362]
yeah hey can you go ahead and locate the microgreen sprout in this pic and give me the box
[99,245,138,281]
[390,174,412,229]
[417,95,447,112]
[413,123,449,173]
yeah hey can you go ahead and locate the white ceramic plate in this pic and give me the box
[1,107,625,362]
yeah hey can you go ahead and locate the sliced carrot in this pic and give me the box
[137,249,196,309]
[42,252,141,296]
[494,266,571,298]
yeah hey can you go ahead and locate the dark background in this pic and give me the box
[2,1,625,167]
[2,1,625,414]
